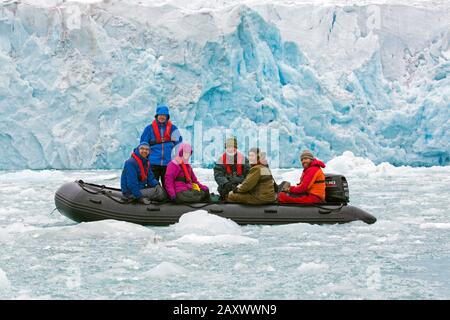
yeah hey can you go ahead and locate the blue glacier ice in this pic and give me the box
[0,0,449,169]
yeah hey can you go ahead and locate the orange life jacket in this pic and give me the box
[179,159,192,184]
[131,153,149,181]
[151,120,173,143]
[307,169,326,201]
[222,152,244,176]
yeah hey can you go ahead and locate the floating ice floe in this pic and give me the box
[171,210,258,245]
[297,262,330,274]
[143,261,187,278]
[0,268,11,291]
[173,210,242,236]
[30,219,158,239]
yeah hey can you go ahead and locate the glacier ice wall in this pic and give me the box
[0,0,449,169]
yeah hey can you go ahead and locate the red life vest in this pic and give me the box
[151,120,173,143]
[222,152,244,176]
[179,159,192,183]
[131,153,149,181]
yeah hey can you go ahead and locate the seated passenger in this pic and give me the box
[121,142,167,204]
[227,148,276,205]
[164,143,210,203]
[213,137,250,200]
[278,150,326,204]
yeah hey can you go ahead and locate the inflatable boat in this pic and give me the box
[54,180,376,226]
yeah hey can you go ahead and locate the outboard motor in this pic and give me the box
[325,174,350,203]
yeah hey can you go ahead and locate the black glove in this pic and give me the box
[223,182,234,194]
[138,197,151,205]
[230,176,243,184]
[280,181,291,192]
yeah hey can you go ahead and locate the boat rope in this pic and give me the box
[105,193,134,205]
[145,198,170,205]
[49,207,58,215]
[184,203,213,209]
[311,203,345,212]
[143,199,211,208]
[77,180,107,194]
[76,180,133,205]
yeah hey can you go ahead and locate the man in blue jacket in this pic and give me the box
[121,142,167,204]
[140,105,182,186]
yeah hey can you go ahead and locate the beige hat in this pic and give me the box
[300,150,314,160]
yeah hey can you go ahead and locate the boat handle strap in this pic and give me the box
[89,199,102,204]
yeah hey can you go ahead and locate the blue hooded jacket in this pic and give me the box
[140,105,182,166]
[121,147,159,199]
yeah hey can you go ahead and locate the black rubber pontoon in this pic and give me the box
[54,181,376,226]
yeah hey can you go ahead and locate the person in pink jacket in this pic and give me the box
[164,143,210,203]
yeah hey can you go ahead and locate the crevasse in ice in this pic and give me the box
[0,0,448,169]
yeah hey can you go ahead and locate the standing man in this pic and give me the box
[278,150,326,204]
[213,137,250,200]
[140,104,182,186]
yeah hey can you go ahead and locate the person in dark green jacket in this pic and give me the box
[213,137,250,200]
[227,148,277,205]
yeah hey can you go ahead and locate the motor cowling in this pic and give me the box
[325,174,350,203]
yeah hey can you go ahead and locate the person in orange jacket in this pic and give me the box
[278,150,326,204]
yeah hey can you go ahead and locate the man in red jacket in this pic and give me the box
[278,150,326,204]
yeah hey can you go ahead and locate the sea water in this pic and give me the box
[0,162,449,299]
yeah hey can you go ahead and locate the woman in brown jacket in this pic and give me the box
[227,148,277,205]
